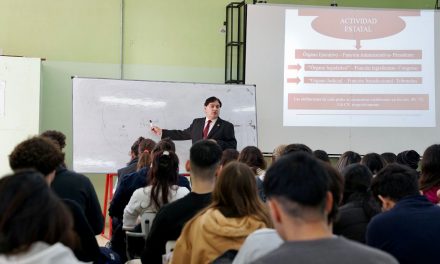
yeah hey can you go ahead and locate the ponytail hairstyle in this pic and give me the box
[136,138,156,171]
[147,150,179,210]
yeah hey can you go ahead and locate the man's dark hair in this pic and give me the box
[9,137,65,176]
[41,130,67,150]
[264,152,329,217]
[282,143,312,155]
[190,140,222,179]
[371,163,419,203]
[204,96,222,107]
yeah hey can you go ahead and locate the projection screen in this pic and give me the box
[246,4,440,155]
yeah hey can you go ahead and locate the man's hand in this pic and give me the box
[151,126,162,136]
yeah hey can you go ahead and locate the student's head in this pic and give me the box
[271,144,287,163]
[204,96,222,120]
[322,162,344,224]
[41,130,67,150]
[341,164,373,204]
[153,138,176,153]
[136,138,157,170]
[9,136,64,182]
[238,146,266,174]
[371,164,419,211]
[282,143,312,155]
[220,149,239,168]
[336,151,361,172]
[264,152,331,238]
[0,170,76,255]
[211,161,272,226]
[420,144,440,191]
[314,149,330,163]
[130,136,145,158]
[148,150,180,209]
[396,150,420,171]
[188,140,222,181]
[381,152,397,164]
[361,153,386,175]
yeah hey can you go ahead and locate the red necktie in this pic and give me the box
[203,120,212,139]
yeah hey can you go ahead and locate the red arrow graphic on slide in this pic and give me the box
[288,64,302,71]
[287,77,301,84]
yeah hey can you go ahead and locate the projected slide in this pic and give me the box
[284,8,435,127]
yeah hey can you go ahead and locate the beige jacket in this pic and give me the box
[170,208,267,264]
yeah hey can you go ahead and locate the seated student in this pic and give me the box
[361,153,386,175]
[396,150,420,178]
[367,164,440,264]
[170,162,272,264]
[232,160,344,264]
[0,170,82,264]
[238,146,267,201]
[313,149,331,164]
[115,137,155,191]
[380,152,397,165]
[336,151,361,172]
[41,130,104,235]
[8,136,106,263]
[419,144,440,204]
[109,138,189,262]
[109,137,157,224]
[252,152,397,264]
[282,143,312,155]
[219,148,239,170]
[123,150,190,229]
[271,144,287,164]
[333,164,381,243]
[141,140,222,264]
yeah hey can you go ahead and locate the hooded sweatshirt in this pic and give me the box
[170,208,267,264]
[0,242,84,264]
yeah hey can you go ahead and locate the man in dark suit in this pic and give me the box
[151,96,237,150]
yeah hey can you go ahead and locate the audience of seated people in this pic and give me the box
[141,140,222,264]
[8,136,111,263]
[367,163,440,264]
[252,152,397,264]
[232,152,344,264]
[115,136,153,190]
[41,130,104,235]
[123,150,190,229]
[419,144,440,204]
[8,131,440,264]
[109,138,190,262]
[361,153,386,175]
[333,164,381,243]
[0,170,82,263]
[170,161,272,264]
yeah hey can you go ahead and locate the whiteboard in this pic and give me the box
[0,56,41,177]
[72,77,257,173]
